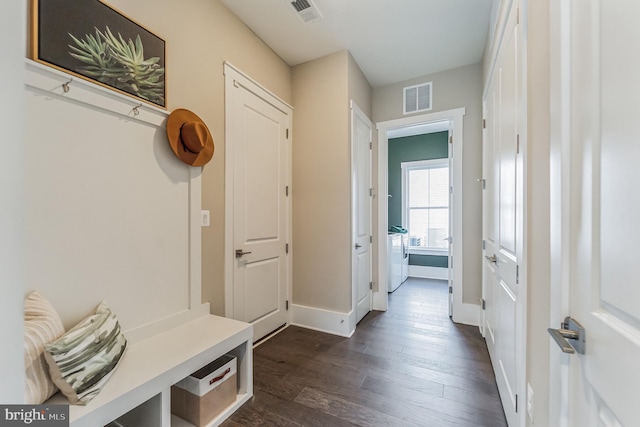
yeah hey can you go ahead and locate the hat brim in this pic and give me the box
[166,109,215,167]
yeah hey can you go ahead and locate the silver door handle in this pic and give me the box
[485,254,497,263]
[355,243,362,249]
[548,317,586,354]
[235,249,252,258]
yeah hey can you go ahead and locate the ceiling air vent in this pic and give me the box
[290,0,323,23]
[404,82,432,115]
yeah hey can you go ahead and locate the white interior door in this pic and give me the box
[351,102,372,323]
[482,85,498,360]
[549,1,640,426]
[482,4,523,426]
[447,123,454,317]
[226,65,291,342]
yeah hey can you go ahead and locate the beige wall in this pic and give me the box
[291,51,352,312]
[106,0,292,316]
[290,51,371,314]
[1,0,26,402]
[348,53,373,119]
[372,63,484,304]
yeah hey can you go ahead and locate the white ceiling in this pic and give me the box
[220,0,494,87]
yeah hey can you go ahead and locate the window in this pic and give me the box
[402,159,449,253]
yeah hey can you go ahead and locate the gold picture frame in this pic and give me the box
[31,0,167,108]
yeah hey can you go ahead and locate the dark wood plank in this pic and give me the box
[247,388,359,427]
[222,278,507,427]
[361,376,505,426]
[294,387,422,427]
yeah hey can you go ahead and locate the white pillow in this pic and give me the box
[44,302,127,405]
[24,291,65,404]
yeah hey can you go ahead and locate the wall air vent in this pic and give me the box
[404,82,433,115]
[290,0,323,23]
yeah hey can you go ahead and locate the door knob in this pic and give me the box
[355,243,362,249]
[485,254,497,263]
[235,249,252,258]
[548,317,586,354]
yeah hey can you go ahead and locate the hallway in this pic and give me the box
[223,278,507,426]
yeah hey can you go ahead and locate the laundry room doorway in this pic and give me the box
[376,108,471,324]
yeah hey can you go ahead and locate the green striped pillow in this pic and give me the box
[44,302,127,405]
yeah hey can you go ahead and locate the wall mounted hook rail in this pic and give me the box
[62,78,73,93]
[132,103,143,116]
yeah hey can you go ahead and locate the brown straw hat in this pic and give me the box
[166,109,215,166]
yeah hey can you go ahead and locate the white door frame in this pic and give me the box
[376,108,476,325]
[482,2,527,424]
[223,62,293,322]
[548,1,571,424]
[351,100,373,322]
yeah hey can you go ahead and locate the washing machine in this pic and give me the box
[401,232,409,283]
[387,233,402,292]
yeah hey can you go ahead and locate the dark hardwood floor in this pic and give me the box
[222,278,508,426]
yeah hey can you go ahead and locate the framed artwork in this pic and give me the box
[31,0,166,108]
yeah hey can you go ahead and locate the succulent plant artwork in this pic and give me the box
[69,27,165,105]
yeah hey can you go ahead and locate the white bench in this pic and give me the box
[47,315,253,427]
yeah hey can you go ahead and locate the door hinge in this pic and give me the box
[370,235,373,243]
[482,240,486,250]
[449,135,453,144]
[516,134,520,154]
[369,281,373,290]
[515,394,519,413]
[481,299,486,310]
[483,119,486,129]
[516,265,520,284]
[449,286,453,294]
[286,243,289,254]
[370,188,373,197]
[286,129,289,139]
[369,141,372,149]
[286,186,289,197]
[286,300,289,311]
[450,186,453,194]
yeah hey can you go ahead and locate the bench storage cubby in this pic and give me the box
[46,314,252,427]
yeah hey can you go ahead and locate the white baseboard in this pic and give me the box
[452,302,481,327]
[290,304,355,337]
[372,288,388,311]
[408,265,449,280]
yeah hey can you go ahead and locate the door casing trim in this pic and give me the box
[375,108,475,324]
[223,62,293,322]
[351,100,373,329]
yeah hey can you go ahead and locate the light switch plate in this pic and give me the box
[201,210,210,227]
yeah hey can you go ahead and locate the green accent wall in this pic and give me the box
[409,254,449,268]
[388,131,449,268]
